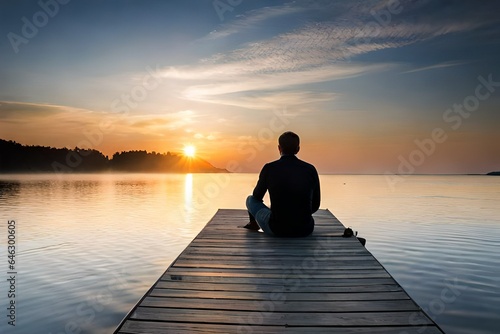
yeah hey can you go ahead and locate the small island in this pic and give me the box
[0,139,227,173]
[487,171,500,176]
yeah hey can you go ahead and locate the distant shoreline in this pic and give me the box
[1,172,499,176]
[1,139,497,175]
[0,139,228,174]
[0,170,229,175]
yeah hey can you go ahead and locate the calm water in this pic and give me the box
[0,173,499,334]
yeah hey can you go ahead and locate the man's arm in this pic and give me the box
[252,165,268,201]
[311,167,321,213]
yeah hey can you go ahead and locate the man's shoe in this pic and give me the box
[243,221,260,231]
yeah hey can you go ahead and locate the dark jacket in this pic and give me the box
[253,155,320,237]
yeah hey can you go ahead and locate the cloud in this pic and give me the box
[127,110,197,132]
[157,60,388,111]
[401,61,469,74]
[0,101,203,146]
[194,132,219,140]
[203,0,494,69]
[153,0,499,111]
[203,4,304,41]
[181,63,386,98]
[0,101,109,150]
[0,101,99,126]
[189,91,337,110]
[224,13,482,72]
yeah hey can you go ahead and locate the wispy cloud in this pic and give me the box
[155,0,497,111]
[181,63,385,98]
[156,59,389,112]
[127,110,198,133]
[203,4,304,41]
[401,61,469,74]
[202,0,492,68]
[0,101,98,125]
[188,90,337,110]
[0,101,203,149]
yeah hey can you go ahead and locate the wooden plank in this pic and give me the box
[119,321,444,334]
[114,209,444,333]
[163,268,392,278]
[158,276,399,286]
[140,296,418,312]
[174,253,375,260]
[148,289,410,301]
[183,246,370,255]
[131,307,434,326]
[154,281,403,293]
[173,258,379,268]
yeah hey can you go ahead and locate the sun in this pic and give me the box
[183,145,196,158]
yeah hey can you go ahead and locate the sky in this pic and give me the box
[1,0,499,174]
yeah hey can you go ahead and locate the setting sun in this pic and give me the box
[183,145,196,158]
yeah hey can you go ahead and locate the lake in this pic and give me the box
[0,173,499,334]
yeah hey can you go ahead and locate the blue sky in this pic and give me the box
[1,0,499,173]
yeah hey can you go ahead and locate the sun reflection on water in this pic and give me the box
[184,173,193,212]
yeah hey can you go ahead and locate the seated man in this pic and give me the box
[245,131,321,237]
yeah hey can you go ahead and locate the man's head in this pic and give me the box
[278,131,300,155]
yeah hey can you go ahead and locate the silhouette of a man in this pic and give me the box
[245,131,321,237]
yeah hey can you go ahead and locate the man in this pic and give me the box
[245,131,321,237]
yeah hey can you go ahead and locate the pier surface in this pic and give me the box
[115,209,443,333]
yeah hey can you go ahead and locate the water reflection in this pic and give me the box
[179,173,194,229]
[0,180,21,198]
[0,174,498,334]
[184,173,193,210]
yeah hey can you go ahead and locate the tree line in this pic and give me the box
[0,139,226,173]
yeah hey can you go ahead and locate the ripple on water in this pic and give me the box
[1,174,499,334]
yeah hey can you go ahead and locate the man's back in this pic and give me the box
[253,154,320,236]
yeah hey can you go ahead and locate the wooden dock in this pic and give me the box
[115,209,444,333]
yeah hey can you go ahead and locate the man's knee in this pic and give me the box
[246,195,254,210]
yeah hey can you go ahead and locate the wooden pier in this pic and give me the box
[115,209,444,333]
